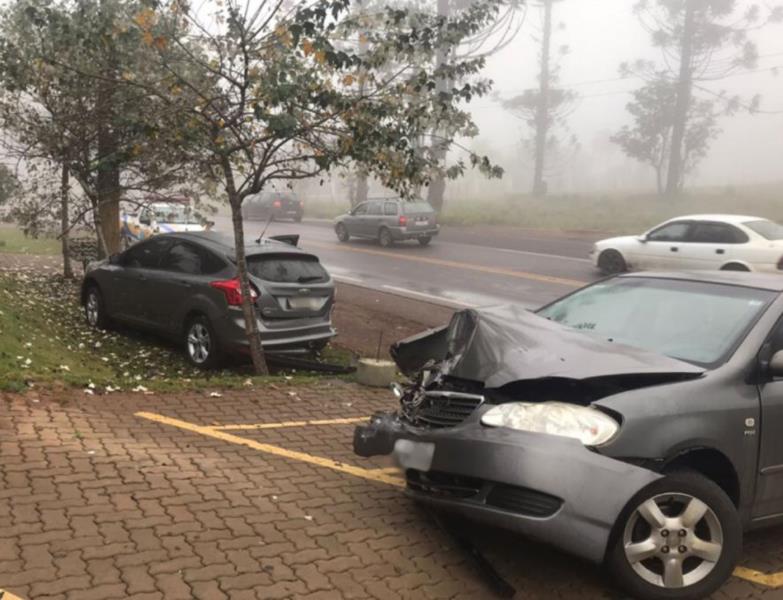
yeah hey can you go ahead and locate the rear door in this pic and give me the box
[637,221,693,270]
[149,240,227,333]
[111,237,172,324]
[247,253,333,321]
[683,222,750,270]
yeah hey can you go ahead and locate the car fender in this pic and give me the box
[175,292,224,334]
[720,259,754,271]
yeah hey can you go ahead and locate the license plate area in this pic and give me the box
[285,297,326,310]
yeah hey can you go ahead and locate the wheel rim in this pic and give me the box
[187,323,211,364]
[337,225,347,240]
[623,492,723,589]
[86,293,99,326]
[380,230,391,246]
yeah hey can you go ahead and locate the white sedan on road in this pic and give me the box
[593,214,783,275]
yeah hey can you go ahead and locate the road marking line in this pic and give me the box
[213,417,369,431]
[381,285,476,308]
[135,412,404,488]
[305,240,585,287]
[733,566,783,588]
[0,589,26,600]
[136,412,782,588]
[437,240,593,264]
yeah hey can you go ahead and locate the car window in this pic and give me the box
[353,203,368,216]
[688,222,749,244]
[538,277,775,367]
[121,237,170,269]
[402,201,435,214]
[647,222,690,242]
[160,241,225,275]
[247,254,329,283]
[745,220,783,240]
[367,201,383,216]
[384,202,398,216]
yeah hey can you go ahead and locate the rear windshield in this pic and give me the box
[247,254,329,284]
[402,202,434,214]
[745,220,783,240]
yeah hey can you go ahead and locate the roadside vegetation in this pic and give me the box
[0,268,351,393]
[0,225,60,254]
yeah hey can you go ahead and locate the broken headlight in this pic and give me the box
[480,402,619,446]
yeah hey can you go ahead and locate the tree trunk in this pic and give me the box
[355,170,368,206]
[533,0,553,197]
[664,0,695,196]
[427,0,451,213]
[61,163,73,279]
[95,42,121,257]
[222,159,268,375]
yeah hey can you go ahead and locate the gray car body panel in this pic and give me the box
[334,199,440,242]
[354,407,661,563]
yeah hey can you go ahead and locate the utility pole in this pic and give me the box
[664,0,695,196]
[532,0,553,197]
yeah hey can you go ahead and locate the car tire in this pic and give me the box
[598,249,627,275]
[336,223,350,242]
[606,471,741,600]
[84,285,110,330]
[184,315,221,369]
[417,236,432,247]
[378,227,393,248]
[294,213,303,223]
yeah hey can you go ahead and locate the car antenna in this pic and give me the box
[255,212,274,244]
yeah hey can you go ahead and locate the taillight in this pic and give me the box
[273,200,282,208]
[210,278,259,306]
[399,215,408,227]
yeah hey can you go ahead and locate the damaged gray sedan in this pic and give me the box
[354,272,783,600]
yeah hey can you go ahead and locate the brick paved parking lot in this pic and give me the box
[2,382,783,600]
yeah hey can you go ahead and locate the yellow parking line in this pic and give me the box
[0,589,26,600]
[137,411,783,588]
[212,417,369,431]
[733,566,783,588]
[306,240,585,288]
[135,412,404,488]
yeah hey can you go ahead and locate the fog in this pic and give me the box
[465,0,783,195]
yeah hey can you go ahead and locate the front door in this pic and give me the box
[110,237,171,324]
[754,317,783,518]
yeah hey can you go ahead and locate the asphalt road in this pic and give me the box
[212,217,604,309]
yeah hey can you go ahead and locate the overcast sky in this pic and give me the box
[467,0,783,192]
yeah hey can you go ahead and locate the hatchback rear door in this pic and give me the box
[402,201,437,230]
[246,253,333,320]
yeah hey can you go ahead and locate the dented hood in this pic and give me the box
[392,304,704,389]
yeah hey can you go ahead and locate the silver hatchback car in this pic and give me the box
[334,198,440,247]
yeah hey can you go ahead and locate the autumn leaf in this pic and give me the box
[142,31,154,47]
[315,50,326,65]
[153,36,167,51]
[133,8,156,31]
[302,40,314,56]
[342,74,355,86]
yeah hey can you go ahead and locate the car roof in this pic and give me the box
[667,214,765,225]
[164,231,310,256]
[619,271,783,292]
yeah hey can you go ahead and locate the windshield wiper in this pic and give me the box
[297,275,323,283]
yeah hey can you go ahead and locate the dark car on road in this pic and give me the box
[355,271,783,599]
[242,191,304,222]
[81,232,335,367]
[334,198,439,247]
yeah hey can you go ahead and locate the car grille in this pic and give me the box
[485,484,563,518]
[406,391,484,429]
[406,470,562,518]
[406,470,483,499]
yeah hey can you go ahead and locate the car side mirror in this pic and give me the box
[637,235,648,243]
[109,253,121,265]
[770,351,783,379]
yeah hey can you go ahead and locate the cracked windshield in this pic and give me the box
[1,1,783,599]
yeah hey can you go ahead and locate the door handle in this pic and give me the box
[670,247,679,252]
[716,249,725,255]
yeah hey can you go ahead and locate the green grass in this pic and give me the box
[303,183,783,233]
[0,270,353,392]
[0,225,61,255]
[439,186,783,233]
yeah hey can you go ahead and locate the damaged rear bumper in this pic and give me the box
[354,410,660,564]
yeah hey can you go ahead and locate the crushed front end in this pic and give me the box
[352,307,706,563]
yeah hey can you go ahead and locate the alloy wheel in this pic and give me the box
[623,492,723,589]
[86,292,100,327]
[187,323,212,365]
